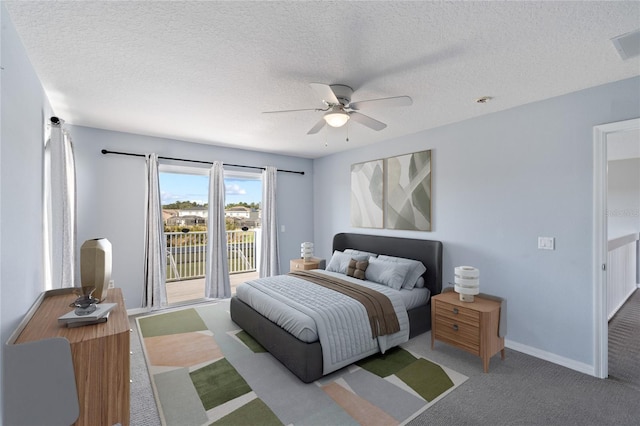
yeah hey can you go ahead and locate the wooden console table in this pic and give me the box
[6,288,130,425]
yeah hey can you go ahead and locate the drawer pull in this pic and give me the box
[452,324,459,331]
[453,308,459,314]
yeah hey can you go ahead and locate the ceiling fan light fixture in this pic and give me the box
[323,110,350,127]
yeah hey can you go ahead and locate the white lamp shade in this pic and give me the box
[323,111,350,127]
[454,266,479,302]
[301,242,314,261]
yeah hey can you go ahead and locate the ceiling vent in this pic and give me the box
[611,29,640,60]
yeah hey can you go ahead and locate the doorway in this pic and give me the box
[593,117,640,378]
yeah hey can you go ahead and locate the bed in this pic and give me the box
[229,232,443,383]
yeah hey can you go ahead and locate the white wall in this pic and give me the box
[607,158,640,239]
[71,125,314,309]
[1,4,53,421]
[313,76,640,373]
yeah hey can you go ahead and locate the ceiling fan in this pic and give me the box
[262,83,413,135]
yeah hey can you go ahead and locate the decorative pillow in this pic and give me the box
[326,251,368,274]
[365,257,411,290]
[376,255,427,290]
[346,258,368,280]
[344,249,378,258]
[414,276,425,288]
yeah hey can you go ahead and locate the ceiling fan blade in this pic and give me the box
[349,112,387,131]
[310,83,340,105]
[262,108,321,114]
[307,118,327,135]
[349,96,413,111]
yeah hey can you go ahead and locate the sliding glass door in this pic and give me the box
[160,165,209,304]
[159,166,262,305]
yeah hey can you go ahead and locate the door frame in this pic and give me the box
[592,117,640,378]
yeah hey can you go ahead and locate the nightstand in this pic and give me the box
[431,291,505,372]
[290,257,325,272]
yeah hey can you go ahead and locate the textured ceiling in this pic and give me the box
[5,1,640,159]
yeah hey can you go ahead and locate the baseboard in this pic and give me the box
[505,339,595,376]
[127,307,149,316]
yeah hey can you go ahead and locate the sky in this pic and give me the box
[159,172,262,206]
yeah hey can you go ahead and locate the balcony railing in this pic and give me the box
[165,230,257,282]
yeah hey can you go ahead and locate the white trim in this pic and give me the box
[592,117,640,379]
[127,307,150,316]
[505,339,594,376]
[224,169,262,180]
[159,163,210,175]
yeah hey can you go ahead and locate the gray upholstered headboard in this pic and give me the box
[332,233,443,296]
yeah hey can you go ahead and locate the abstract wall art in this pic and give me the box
[385,150,431,231]
[350,159,384,228]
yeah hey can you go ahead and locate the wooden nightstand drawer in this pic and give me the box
[434,300,480,324]
[433,315,480,354]
[290,258,325,272]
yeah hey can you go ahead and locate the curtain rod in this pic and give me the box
[100,149,304,175]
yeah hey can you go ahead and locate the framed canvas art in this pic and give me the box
[385,150,431,231]
[350,159,384,228]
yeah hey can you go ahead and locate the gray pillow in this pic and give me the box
[326,250,368,274]
[365,257,411,290]
[376,255,427,290]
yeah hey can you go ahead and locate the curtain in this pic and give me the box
[143,153,167,309]
[205,161,231,298]
[260,166,280,277]
[44,118,77,289]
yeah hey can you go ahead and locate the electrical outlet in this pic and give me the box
[538,237,555,250]
[108,280,115,289]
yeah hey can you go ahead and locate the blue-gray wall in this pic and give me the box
[71,125,314,308]
[2,1,640,413]
[313,76,640,372]
[1,4,54,421]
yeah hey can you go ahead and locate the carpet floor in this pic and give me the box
[130,293,640,426]
[135,300,466,425]
[607,288,640,391]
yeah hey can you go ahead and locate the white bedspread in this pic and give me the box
[235,270,410,375]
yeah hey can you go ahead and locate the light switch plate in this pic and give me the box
[538,237,555,250]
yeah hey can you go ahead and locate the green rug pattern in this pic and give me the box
[137,301,467,425]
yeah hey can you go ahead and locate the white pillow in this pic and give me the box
[365,257,411,290]
[415,277,425,288]
[344,249,378,258]
[376,255,426,290]
[326,250,368,274]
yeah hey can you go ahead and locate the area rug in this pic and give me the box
[136,300,467,426]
